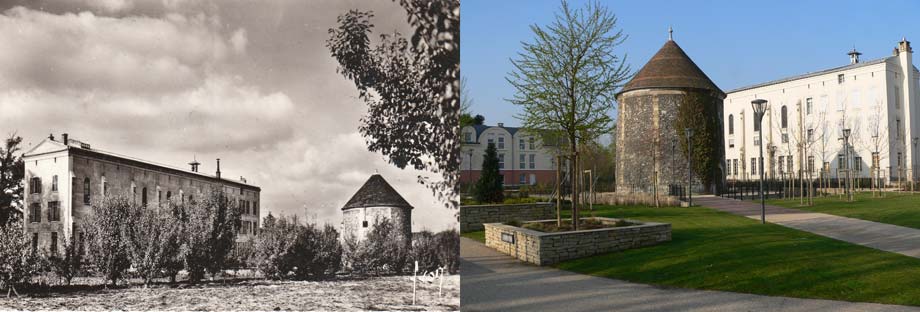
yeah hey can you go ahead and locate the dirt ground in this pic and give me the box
[0,275,460,311]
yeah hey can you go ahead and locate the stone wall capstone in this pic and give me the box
[459,203,554,233]
[484,217,671,266]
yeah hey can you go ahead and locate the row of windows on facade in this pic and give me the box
[28,176,259,219]
[478,136,537,151]
[727,87,903,137]
[729,121,904,150]
[722,152,903,177]
[492,153,538,170]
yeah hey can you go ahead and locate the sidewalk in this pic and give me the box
[694,196,920,258]
[460,237,920,312]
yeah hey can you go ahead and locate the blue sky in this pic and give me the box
[462,0,920,128]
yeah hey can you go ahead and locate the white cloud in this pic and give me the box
[0,6,236,93]
[230,28,247,54]
[88,0,135,13]
[0,2,457,232]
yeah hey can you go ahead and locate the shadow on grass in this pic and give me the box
[553,205,920,306]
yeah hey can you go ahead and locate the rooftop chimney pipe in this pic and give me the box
[62,133,68,145]
[216,158,221,179]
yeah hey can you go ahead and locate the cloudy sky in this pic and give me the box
[0,0,457,232]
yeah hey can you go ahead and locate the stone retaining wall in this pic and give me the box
[460,203,554,233]
[484,217,671,266]
[595,192,682,206]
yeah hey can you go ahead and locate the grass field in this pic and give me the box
[461,230,485,243]
[466,204,920,306]
[766,192,920,229]
[0,275,460,311]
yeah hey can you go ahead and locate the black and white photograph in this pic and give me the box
[0,0,459,310]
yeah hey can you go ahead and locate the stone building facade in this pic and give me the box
[341,173,412,246]
[22,134,261,256]
[615,34,726,195]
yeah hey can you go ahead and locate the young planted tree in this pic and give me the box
[0,133,24,225]
[49,232,82,286]
[182,189,241,283]
[254,214,299,279]
[507,0,631,226]
[327,0,460,210]
[0,220,43,297]
[84,195,133,287]
[863,101,890,197]
[474,143,503,203]
[123,203,183,287]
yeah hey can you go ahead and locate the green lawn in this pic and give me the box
[540,204,920,306]
[461,231,485,243]
[766,192,920,230]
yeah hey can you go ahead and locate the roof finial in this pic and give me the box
[668,25,673,41]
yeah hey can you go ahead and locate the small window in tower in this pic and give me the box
[362,220,368,228]
[838,74,845,84]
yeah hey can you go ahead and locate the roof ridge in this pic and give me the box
[727,56,893,94]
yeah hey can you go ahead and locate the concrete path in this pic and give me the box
[694,196,920,258]
[460,238,920,312]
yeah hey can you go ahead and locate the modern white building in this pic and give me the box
[459,123,559,187]
[724,38,919,184]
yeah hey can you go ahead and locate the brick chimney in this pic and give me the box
[62,133,68,145]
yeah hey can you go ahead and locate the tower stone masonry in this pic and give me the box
[615,34,726,196]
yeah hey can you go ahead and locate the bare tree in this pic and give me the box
[861,100,889,197]
[506,0,631,227]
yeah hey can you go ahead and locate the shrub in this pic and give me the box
[343,217,409,276]
[434,229,459,274]
[307,224,343,279]
[411,231,440,273]
[254,215,342,281]
[0,220,44,296]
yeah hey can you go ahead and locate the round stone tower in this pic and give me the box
[615,33,725,196]
[341,173,412,245]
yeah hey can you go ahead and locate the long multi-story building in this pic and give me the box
[724,38,919,184]
[460,123,559,188]
[22,134,261,256]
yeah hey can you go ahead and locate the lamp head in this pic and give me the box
[751,99,768,114]
[842,128,851,138]
[684,127,694,137]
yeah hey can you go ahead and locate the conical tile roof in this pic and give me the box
[342,174,413,210]
[618,40,724,97]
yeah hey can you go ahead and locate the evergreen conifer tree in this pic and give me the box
[474,143,504,203]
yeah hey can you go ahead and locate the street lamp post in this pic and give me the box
[752,99,768,224]
[468,149,474,194]
[842,129,852,201]
[685,128,694,207]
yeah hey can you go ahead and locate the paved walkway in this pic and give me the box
[460,238,920,312]
[694,196,920,258]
